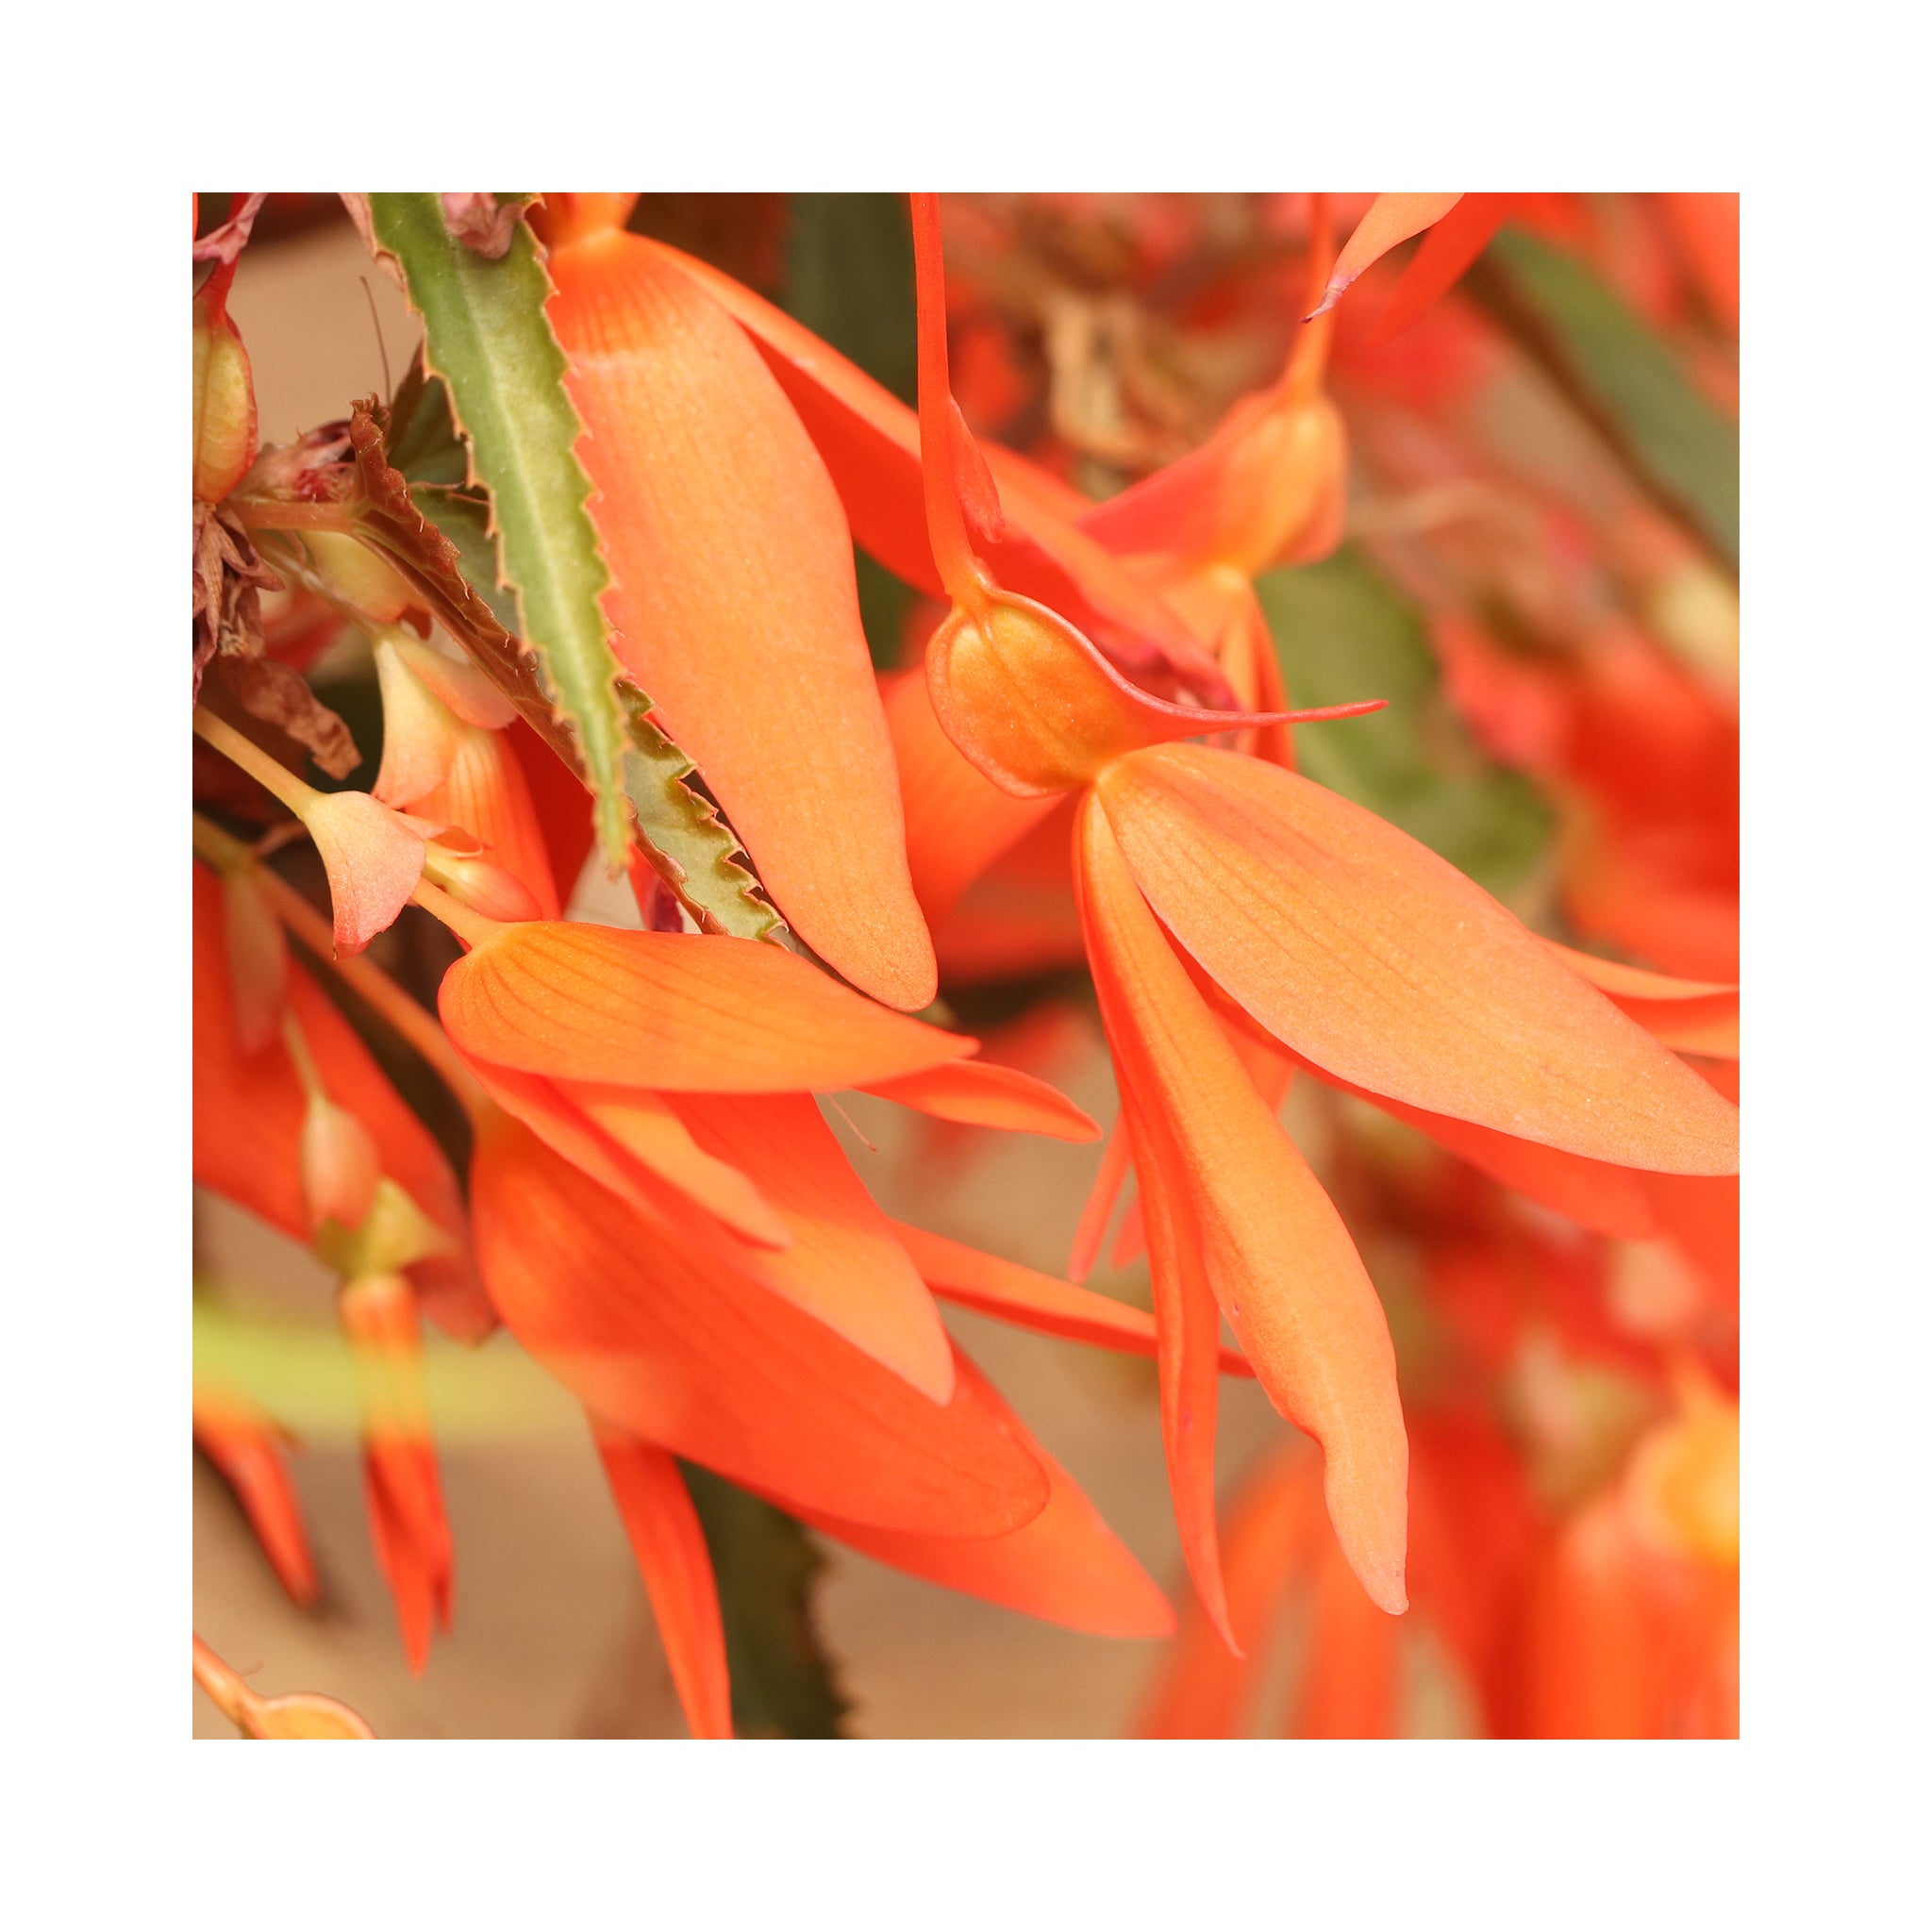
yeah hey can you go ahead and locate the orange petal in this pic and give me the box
[1068,1118,1133,1284]
[470,1118,1047,1537]
[891,1220,1253,1375]
[192,1390,320,1606]
[437,923,973,1092]
[627,230,1233,700]
[591,1422,733,1740]
[1542,941,1739,1058]
[881,665,1059,927]
[1367,192,1513,343]
[858,1058,1100,1142]
[414,724,563,921]
[667,1091,957,1403]
[1134,1443,1324,1738]
[1307,192,1464,319]
[1098,743,1739,1174]
[193,865,480,1339]
[371,636,466,808]
[798,1353,1173,1641]
[1285,1541,1401,1738]
[543,225,935,1010]
[556,1078,791,1250]
[1076,794,1409,1617]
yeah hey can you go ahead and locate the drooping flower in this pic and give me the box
[902,192,1740,1639]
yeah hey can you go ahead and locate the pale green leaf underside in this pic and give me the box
[363,193,631,867]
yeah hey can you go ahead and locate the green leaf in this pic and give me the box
[679,1462,849,1739]
[361,193,632,867]
[1471,225,1739,573]
[618,688,784,942]
[1256,547,1553,905]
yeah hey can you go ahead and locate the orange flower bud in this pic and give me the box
[299,1093,381,1237]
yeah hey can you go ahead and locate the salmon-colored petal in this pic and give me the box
[591,1422,733,1740]
[470,1119,1045,1536]
[891,1220,1253,1376]
[1099,743,1739,1174]
[1133,1443,1324,1738]
[543,225,935,1010]
[438,923,973,1092]
[415,724,563,922]
[667,1091,956,1404]
[302,790,430,956]
[372,636,466,808]
[627,232,1231,701]
[506,716,597,908]
[1076,795,1409,1618]
[881,666,1059,927]
[1307,192,1465,319]
[192,1391,320,1607]
[1367,192,1513,343]
[859,1058,1100,1142]
[799,1354,1172,1641]
[1541,943,1740,1059]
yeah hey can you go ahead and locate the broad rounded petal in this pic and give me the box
[1077,797,1409,1617]
[591,1424,733,1740]
[667,1092,957,1404]
[438,924,973,1092]
[1541,943,1740,1059]
[891,1220,1254,1375]
[859,1059,1100,1142]
[1099,743,1740,1175]
[471,1120,1046,1537]
[545,228,936,1010]
[799,1355,1173,1641]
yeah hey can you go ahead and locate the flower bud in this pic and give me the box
[300,1094,381,1237]
[192,264,258,503]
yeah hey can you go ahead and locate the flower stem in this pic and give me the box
[192,707,317,817]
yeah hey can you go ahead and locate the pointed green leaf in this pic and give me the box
[1471,225,1739,573]
[360,192,632,867]
[1257,547,1553,907]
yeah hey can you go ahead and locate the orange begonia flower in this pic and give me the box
[536,193,935,1012]
[435,912,1096,1400]
[902,192,1740,1640]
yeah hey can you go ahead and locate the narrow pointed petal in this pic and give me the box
[438,923,973,1092]
[543,226,936,1010]
[1068,1119,1132,1284]
[371,636,466,808]
[591,1422,733,1740]
[1367,192,1513,342]
[1307,193,1464,319]
[799,1354,1173,1640]
[470,1120,1047,1536]
[192,1391,320,1606]
[891,1220,1254,1375]
[668,1091,957,1403]
[859,1058,1100,1141]
[1077,795,1409,1616]
[1134,1445,1324,1738]
[1099,742,1739,1174]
